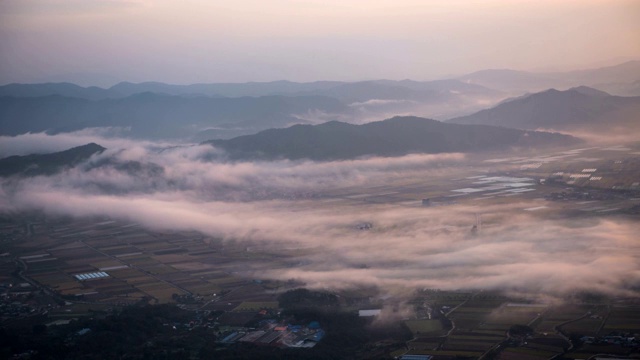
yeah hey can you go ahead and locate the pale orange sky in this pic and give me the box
[1,0,639,86]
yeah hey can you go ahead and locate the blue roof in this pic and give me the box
[312,329,325,341]
[308,321,320,329]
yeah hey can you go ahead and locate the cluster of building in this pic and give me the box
[0,282,48,322]
[580,334,639,347]
[0,298,39,321]
[219,319,325,348]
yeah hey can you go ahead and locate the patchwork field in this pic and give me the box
[5,219,292,306]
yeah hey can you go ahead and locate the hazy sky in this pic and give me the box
[1,0,639,86]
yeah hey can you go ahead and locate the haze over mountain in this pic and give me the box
[2,60,637,144]
[207,116,578,161]
[0,82,115,101]
[449,86,640,135]
[457,60,640,96]
[0,78,508,140]
[0,81,341,100]
[0,93,350,140]
[5,60,637,101]
[0,79,498,101]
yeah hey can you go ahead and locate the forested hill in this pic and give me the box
[207,116,579,161]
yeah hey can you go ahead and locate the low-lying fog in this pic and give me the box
[1,132,639,301]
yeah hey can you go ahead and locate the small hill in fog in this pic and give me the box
[0,143,105,177]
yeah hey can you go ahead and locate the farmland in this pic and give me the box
[1,143,640,358]
[5,218,286,307]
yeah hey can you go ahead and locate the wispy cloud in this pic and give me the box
[0,128,175,157]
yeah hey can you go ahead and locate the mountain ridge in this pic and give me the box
[448,87,640,132]
[3,60,637,99]
[458,60,640,94]
[0,93,350,140]
[206,116,579,161]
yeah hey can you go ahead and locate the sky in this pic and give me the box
[1,0,639,86]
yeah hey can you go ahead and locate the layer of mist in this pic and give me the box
[1,135,638,300]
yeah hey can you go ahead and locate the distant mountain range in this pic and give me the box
[0,94,349,139]
[449,86,640,133]
[0,143,105,177]
[457,60,640,95]
[3,61,637,100]
[0,79,498,101]
[0,60,637,141]
[0,80,504,140]
[207,116,579,161]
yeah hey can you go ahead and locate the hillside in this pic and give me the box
[207,116,578,161]
[0,143,105,177]
[448,87,640,133]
